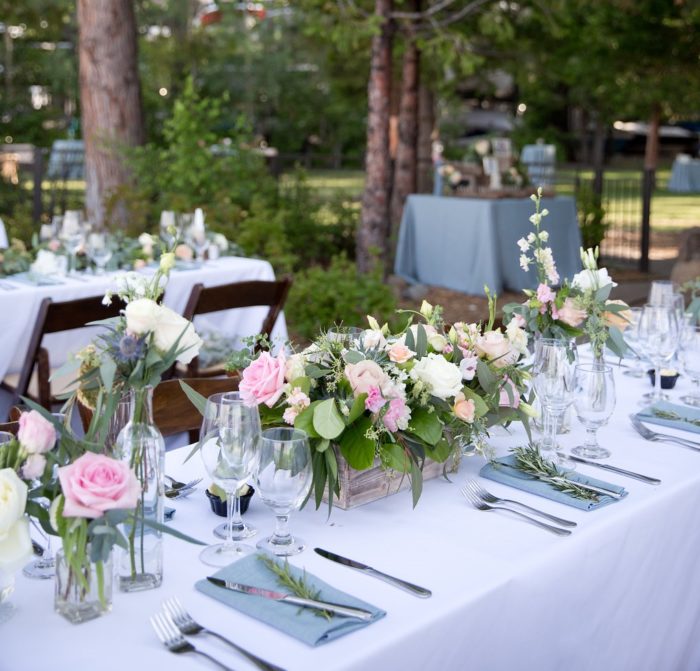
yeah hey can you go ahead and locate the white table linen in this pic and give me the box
[0,256,288,381]
[4,366,700,671]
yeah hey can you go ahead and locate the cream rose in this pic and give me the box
[410,353,463,400]
[475,330,519,368]
[558,298,587,328]
[0,469,32,572]
[603,300,632,331]
[387,342,415,364]
[453,392,476,423]
[153,305,203,364]
[125,298,160,335]
[345,360,392,398]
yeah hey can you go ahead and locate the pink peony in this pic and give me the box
[365,386,387,413]
[558,298,587,328]
[499,377,521,409]
[58,452,140,519]
[345,360,391,398]
[382,397,411,433]
[18,411,56,455]
[240,351,287,408]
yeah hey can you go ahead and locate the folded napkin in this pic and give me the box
[195,553,385,646]
[11,271,64,286]
[480,455,627,511]
[637,401,700,435]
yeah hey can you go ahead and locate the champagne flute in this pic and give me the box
[572,364,616,459]
[199,392,260,566]
[637,304,679,404]
[200,393,258,540]
[256,428,313,556]
[680,325,700,407]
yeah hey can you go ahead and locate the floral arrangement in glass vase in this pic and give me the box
[220,300,533,509]
[503,187,630,359]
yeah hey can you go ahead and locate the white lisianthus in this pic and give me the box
[420,300,434,320]
[0,469,32,572]
[153,305,203,364]
[571,267,617,293]
[284,353,307,382]
[361,329,386,350]
[124,298,160,335]
[505,323,528,356]
[102,292,113,306]
[410,354,463,400]
[428,333,448,352]
[159,252,175,273]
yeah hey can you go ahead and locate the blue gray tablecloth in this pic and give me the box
[394,194,582,294]
[668,159,700,193]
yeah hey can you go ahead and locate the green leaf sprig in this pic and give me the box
[510,445,599,501]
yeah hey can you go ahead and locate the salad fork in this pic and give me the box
[459,485,571,537]
[150,612,235,670]
[162,598,285,671]
[465,480,577,528]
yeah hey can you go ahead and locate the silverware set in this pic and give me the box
[164,476,202,499]
[151,597,285,671]
[630,414,700,451]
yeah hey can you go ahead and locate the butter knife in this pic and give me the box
[314,548,432,598]
[206,577,374,621]
[567,454,661,485]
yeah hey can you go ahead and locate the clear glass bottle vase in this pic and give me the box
[114,385,165,592]
[54,547,113,624]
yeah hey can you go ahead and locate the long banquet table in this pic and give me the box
[0,256,288,382]
[394,194,582,294]
[4,363,700,671]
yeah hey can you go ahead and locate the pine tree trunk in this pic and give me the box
[389,32,420,243]
[357,0,393,274]
[78,0,144,228]
[416,83,435,193]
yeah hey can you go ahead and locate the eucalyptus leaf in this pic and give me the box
[410,459,423,508]
[295,402,321,439]
[347,393,368,424]
[338,416,375,470]
[476,360,498,394]
[381,443,410,472]
[179,380,208,416]
[312,398,345,440]
[415,324,428,358]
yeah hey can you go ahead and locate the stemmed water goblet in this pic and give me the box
[622,307,646,378]
[680,325,700,407]
[200,392,258,541]
[59,211,85,276]
[199,392,261,567]
[637,304,679,404]
[86,232,113,274]
[255,427,313,556]
[572,363,616,459]
[532,338,578,465]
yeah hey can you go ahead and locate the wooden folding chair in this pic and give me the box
[1,295,124,412]
[0,420,19,435]
[180,277,292,377]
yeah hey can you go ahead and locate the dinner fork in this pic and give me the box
[465,480,577,528]
[163,598,285,671]
[459,485,571,537]
[150,612,235,670]
[165,475,202,490]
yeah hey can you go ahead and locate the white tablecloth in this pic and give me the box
[0,257,288,381]
[4,365,700,671]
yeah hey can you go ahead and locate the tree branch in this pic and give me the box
[390,0,458,20]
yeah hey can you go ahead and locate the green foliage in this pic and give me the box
[577,183,609,250]
[285,255,396,341]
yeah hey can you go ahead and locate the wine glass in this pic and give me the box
[199,392,260,567]
[572,364,616,459]
[200,392,258,541]
[532,338,578,464]
[622,307,646,378]
[185,227,209,262]
[637,304,679,404]
[256,427,313,556]
[86,232,113,274]
[159,211,176,246]
[59,211,85,276]
[680,325,700,407]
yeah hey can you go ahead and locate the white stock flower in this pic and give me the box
[153,306,203,364]
[517,238,530,252]
[529,213,542,225]
[0,469,32,572]
[538,230,549,242]
[410,354,463,400]
[527,232,536,243]
[519,255,531,271]
[124,298,160,335]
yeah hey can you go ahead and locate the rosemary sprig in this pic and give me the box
[509,445,599,502]
[257,554,332,620]
[651,409,700,428]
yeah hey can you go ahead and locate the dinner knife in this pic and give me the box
[314,547,432,598]
[206,577,374,621]
[567,454,661,485]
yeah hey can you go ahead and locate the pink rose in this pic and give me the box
[240,351,287,408]
[382,397,411,433]
[345,360,391,398]
[453,393,476,423]
[387,342,414,364]
[558,298,587,328]
[475,330,519,368]
[365,386,387,413]
[499,377,521,409]
[48,239,61,252]
[58,452,140,519]
[21,454,47,480]
[18,411,56,455]
[175,243,194,261]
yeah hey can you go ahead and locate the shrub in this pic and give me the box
[577,183,609,250]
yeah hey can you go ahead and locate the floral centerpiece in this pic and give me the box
[503,187,630,359]
[224,300,533,509]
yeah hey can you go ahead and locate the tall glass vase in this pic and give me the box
[114,386,165,592]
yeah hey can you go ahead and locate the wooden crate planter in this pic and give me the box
[323,449,460,510]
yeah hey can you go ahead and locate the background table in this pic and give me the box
[4,362,700,671]
[395,195,582,294]
[668,157,700,193]
[0,256,288,382]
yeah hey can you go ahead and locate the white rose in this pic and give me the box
[214,233,228,252]
[410,353,463,400]
[361,329,386,349]
[571,268,617,293]
[125,298,161,335]
[284,353,307,382]
[31,249,66,277]
[0,469,32,573]
[153,306,203,364]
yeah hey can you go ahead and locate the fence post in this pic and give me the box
[32,147,45,223]
[640,168,654,273]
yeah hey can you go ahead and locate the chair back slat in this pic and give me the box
[43,295,123,333]
[0,420,19,435]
